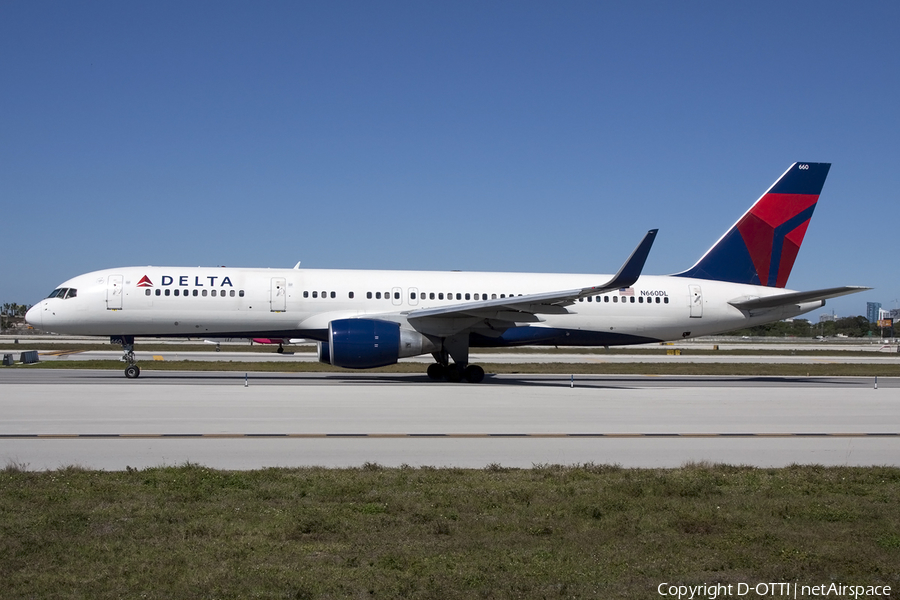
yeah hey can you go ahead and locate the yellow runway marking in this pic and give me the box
[39,350,85,357]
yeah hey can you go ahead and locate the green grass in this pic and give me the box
[8,359,900,377]
[1,463,898,598]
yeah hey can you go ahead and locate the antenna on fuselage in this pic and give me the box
[293,261,301,269]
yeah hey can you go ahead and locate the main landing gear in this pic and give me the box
[426,362,485,384]
[113,336,141,379]
[426,336,484,383]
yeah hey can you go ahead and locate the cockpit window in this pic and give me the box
[46,288,77,299]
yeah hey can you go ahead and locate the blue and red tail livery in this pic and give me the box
[676,162,830,287]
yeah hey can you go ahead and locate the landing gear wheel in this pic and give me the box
[444,364,463,383]
[427,363,445,380]
[464,364,485,383]
[277,344,284,354]
[125,364,141,379]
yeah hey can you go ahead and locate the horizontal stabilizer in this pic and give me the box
[728,286,870,311]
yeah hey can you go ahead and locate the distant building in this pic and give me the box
[867,302,882,323]
[890,308,900,321]
[818,313,835,323]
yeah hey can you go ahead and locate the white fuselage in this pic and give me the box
[27,266,822,346]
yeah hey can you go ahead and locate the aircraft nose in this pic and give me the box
[25,303,42,330]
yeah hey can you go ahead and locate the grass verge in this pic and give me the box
[1,463,898,598]
[8,359,900,377]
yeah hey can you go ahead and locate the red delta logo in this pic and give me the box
[137,275,153,288]
[737,193,818,288]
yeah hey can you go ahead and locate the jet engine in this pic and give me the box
[317,318,438,369]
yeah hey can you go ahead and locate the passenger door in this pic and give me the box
[271,277,286,312]
[107,275,123,310]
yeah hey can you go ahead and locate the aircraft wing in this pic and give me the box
[405,229,658,324]
[728,286,871,311]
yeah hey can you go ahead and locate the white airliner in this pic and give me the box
[26,163,867,382]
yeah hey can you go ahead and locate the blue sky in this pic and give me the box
[2,1,898,319]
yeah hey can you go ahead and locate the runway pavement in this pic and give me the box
[2,369,898,470]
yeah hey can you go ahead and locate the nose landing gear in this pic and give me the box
[112,335,141,379]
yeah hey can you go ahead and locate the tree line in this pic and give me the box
[1,303,33,331]
[726,316,892,338]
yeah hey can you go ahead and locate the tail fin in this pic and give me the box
[675,162,831,287]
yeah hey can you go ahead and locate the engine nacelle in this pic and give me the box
[321,319,438,369]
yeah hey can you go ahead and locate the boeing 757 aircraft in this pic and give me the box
[26,163,867,382]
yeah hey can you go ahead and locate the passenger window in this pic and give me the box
[156,289,161,296]
[231,290,236,297]
[145,289,151,296]
[613,296,617,303]
[322,291,326,298]
[303,291,309,298]
[655,297,660,303]
[174,289,180,297]
[664,297,669,304]
[410,292,415,300]
[394,292,400,300]
[312,291,318,298]
[630,297,635,303]
[376,292,381,299]
[202,290,207,297]
[330,291,335,298]
[213,290,219,297]
[193,290,198,297]
[639,297,643,303]
[165,289,171,296]
[239,290,244,297]
[604,296,608,302]
[438,293,444,300]
[349,292,354,299]
[430,292,435,300]
[465,293,470,300]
